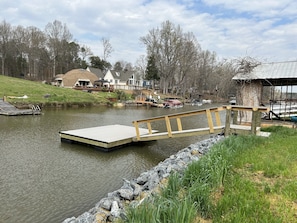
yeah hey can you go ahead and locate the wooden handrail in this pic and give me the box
[222,105,269,112]
[132,107,224,141]
[224,105,269,136]
[132,105,270,141]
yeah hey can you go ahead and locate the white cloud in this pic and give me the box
[1,0,296,65]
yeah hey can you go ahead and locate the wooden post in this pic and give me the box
[147,122,152,134]
[133,121,141,140]
[225,106,231,136]
[233,110,238,125]
[214,109,222,126]
[251,107,259,134]
[165,116,172,137]
[176,117,183,131]
[206,109,214,133]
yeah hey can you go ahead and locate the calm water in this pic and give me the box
[0,104,223,223]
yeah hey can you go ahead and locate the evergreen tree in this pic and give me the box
[145,55,159,89]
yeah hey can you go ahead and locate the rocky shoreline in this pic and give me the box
[62,134,224,223]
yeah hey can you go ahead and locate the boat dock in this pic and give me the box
[59,124,157,151]
[0,99,41,116]
[60,105,272,151]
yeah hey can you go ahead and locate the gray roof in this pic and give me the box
[233,61,297,86]
[87,67,105,79]
[109,70,135,82]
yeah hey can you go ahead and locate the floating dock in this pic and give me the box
[59,124,157,151]
[0,99,41,116]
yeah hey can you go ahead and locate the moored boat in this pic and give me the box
[163,99,183,108]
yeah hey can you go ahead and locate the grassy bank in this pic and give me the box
[121,126,297,223]
[0,75,123,107]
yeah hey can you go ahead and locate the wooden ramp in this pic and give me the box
[60,105,270,151]
[0,99,41,116]
[59,124,157,151]
[132,107,225,142]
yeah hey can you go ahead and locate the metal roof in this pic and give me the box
[232,61,297,86]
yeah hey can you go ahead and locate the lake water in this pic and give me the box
[0,104,224,223]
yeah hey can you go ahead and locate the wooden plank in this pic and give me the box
[206,109,214,133]
[224,106,232,136]
[134,106,224,124]
[165,116,172,137]
[133,121,141,140]
[229,124,261,135]
[222,105,269,112]
[134,126,225,142]
[214,109,222,126]
[176,117,183,131]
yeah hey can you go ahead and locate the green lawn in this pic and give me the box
[0,75,119,106]
[122,126,297,223]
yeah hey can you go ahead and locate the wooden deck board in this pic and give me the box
[60,124,157,150]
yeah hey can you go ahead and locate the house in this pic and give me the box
[86,67,105,80]
[103,69,144,90]
[53,69,98,88]
[52,74,64,87]
[52,68,146,91]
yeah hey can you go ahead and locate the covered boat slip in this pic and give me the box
[232,61,297,120]
[60,105,270,151]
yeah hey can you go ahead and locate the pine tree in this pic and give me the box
[145,55,159,90]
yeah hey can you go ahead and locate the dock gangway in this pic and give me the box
[132,105,270,142]
[60,105,270,151]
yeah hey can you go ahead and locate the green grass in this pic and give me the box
[121,126,297,223]
[0,75,122,106]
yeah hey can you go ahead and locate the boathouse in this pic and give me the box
[232,60,297,121]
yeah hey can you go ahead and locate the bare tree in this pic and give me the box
[80,45,92,61]
[236,56,261,74]
[141,20,184,94]
[45,20,72,77]
[175,32,201,96]
[0,20,12,75]
[135,55,147,79]
[212,59,237,99]
[102,38,113,61]
[233,56,262,106]
[25,26,46,78]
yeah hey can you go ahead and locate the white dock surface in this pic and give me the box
[60,124,154,150]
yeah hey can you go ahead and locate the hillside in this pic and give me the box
[0,75,118,107]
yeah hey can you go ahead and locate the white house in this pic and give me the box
[103,70,144,90]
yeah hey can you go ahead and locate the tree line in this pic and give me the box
[0,20,114,81]
[1,19,242,99]
[140,20,239,99]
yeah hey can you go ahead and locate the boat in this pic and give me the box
[163,99,183,108]
[202,99,212,104]
[191,99,203,106]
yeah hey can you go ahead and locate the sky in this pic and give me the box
[1,0,297,65]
